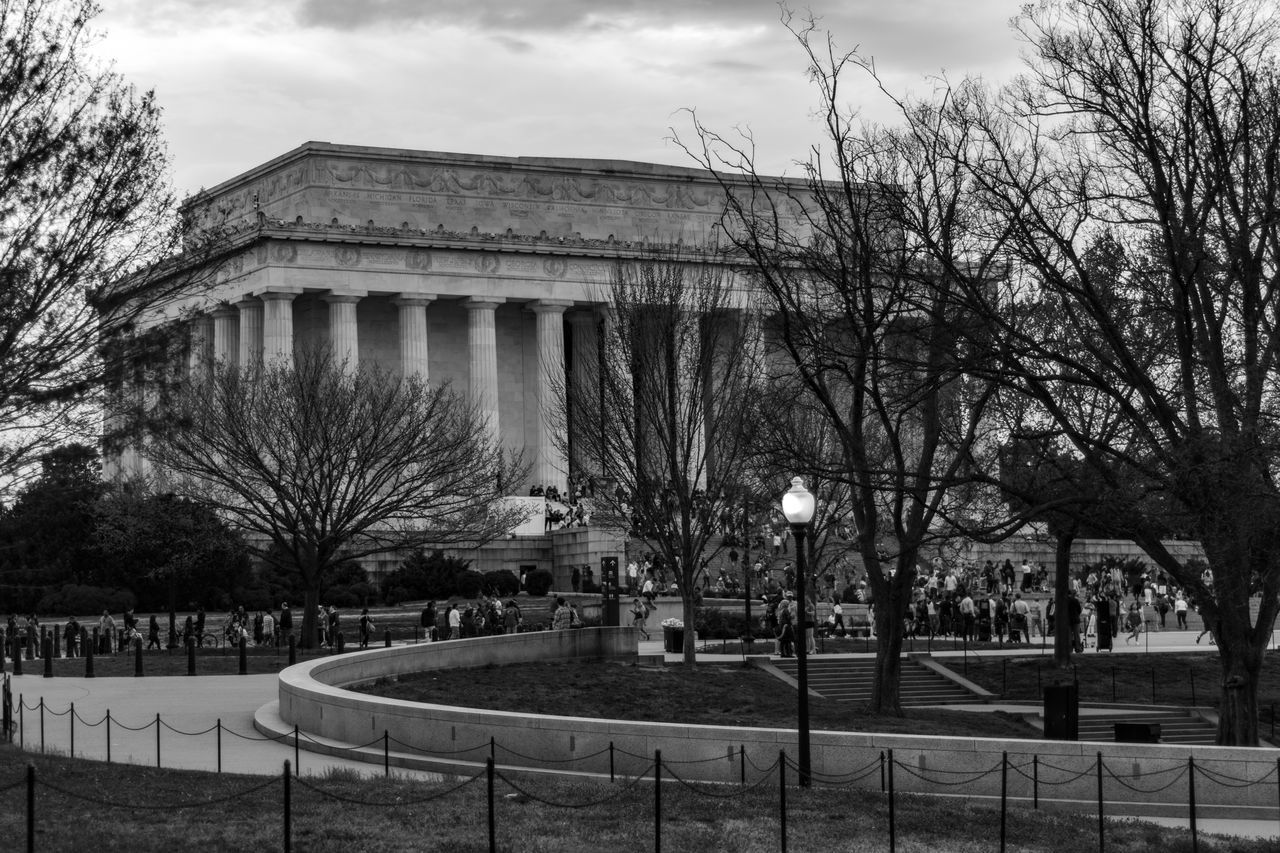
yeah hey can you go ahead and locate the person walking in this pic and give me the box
[358,609,375,648]
[629,597,650,640]
[147,615,161,650]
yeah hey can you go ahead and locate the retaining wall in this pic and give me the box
[273,629,1278,808]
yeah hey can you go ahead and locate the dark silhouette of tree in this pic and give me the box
[0,0,222,490]
[680,17,1004,714]
[853,0,1280,744]
[148,347,527,648]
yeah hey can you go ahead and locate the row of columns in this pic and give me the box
[190,291,593,493]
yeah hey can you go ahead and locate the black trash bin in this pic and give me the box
[1044,683,1079,740]
[663,626,684,653]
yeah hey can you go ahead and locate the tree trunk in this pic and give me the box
[1216,641,1260,746]
[300,587,320,650]
[869,597,905,716]
[1053,530,1075,669]
[681,589,696,666]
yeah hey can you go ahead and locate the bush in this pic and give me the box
[695,607,752,639]
[524,569,554,597]
[37,584,136,616]
[483,570,520,597]
[455,570,485,599]
[380,549,471,602]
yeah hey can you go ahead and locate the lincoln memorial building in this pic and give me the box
[113,142,780,577]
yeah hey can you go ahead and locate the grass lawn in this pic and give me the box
[356,658,1039,739]
[0,746,1269,851]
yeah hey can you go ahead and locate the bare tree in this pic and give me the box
[680,22,1004,714]
[0,0,222,490]
[901,0,1280,745]
[558,250,761,664]
[148,347,526,648]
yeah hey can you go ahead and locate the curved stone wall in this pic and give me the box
[272,628,1278,809]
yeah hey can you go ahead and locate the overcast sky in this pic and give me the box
[96,0,1029,197]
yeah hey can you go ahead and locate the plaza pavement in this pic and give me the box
[2,627,1277,840]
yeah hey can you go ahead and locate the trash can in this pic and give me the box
[1043,683,1078,740]
[663,627,684,653]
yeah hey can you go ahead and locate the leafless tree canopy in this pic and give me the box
[558,250,761,663]
[149,347,526,646]
[0,0,219,491]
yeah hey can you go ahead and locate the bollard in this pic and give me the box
[41,637,51,678]
[52,628,59,659]
[384,730,389,777]
[105,711,111,763]
[188,636,196,676]
[238,637,247,675]
[217,719,222,773]
[155,713,161,768]
[335,633,345,654]
[12,639,20,676]
[39,698,44,753]
[91,626,99,658]
[288,634,296,666]
[84,637,94,678]
[69,702,74,758]
[134,640,143,677]
[384,628,391,648]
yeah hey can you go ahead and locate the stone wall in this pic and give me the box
[269,629,1278,808]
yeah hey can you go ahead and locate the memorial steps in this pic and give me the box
[770,656,979,706]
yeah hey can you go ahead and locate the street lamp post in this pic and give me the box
[781,476,815,788]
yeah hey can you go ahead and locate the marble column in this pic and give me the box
[212,305,239,367]
[187,314,214,376]
[261,291,297,367]
[466,298,504,448]
[323,292,361,371]
[236,296,264,368]
[530,300,571,494]
[393,294,435,380]
[567,310,599,477]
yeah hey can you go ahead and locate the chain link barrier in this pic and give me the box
[293,766,485,806]
[493,763,654,808]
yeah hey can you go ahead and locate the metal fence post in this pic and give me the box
[283,760,292,853]
[217,718,222,773]
[105,710,111,764]
[26,763,34,853]
[1096,751,1105,853]
[1000,751,1008,853]
[384,730,389,777]
[1033,755,1039,809]
[779,750,787,853]
[155,712,161,768]
[654,749,662,853]
[38,698,44,754]
[294,724,300,776]
[888,747,896,853]
[1188,756,1198,853]
[487,757,496,853]
[69,702,74,758]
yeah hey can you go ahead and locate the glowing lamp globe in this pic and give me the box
[781,477,815,526]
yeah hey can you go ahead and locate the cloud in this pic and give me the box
[293,0,787,33]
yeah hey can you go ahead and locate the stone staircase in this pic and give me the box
[1073,709,1218,745]
[770,656,981,706]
